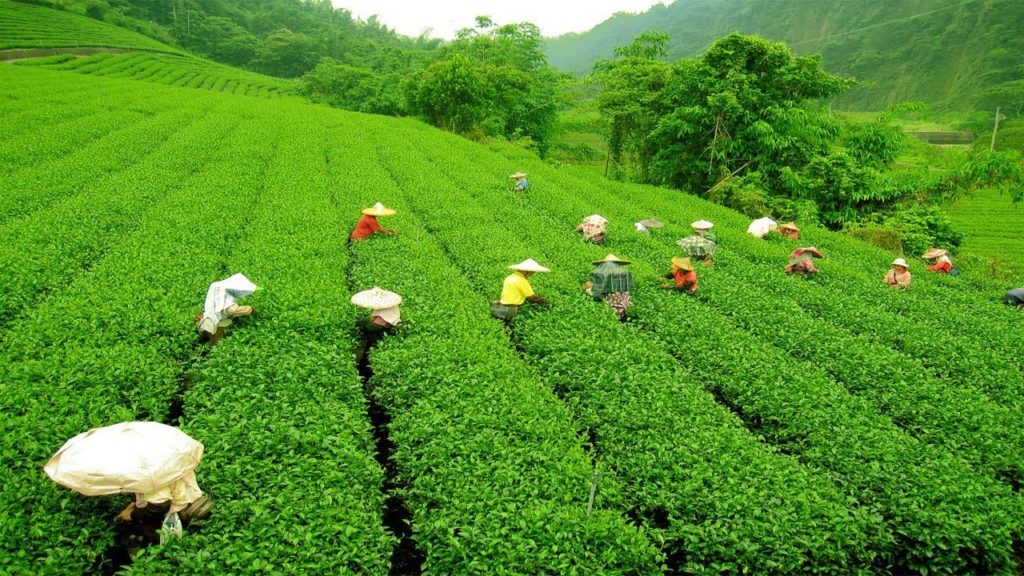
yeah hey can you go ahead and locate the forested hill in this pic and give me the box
[545,0,1024,110]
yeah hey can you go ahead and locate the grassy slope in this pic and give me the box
[948,188,1024,281]
[0,0,182,53]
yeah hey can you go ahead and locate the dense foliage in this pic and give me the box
[405,17,567,155]
[545,0,1024,112]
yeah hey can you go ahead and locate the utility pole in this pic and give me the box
[990,106,1002,152]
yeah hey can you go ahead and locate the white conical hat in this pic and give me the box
[637,219,664,228]
[921,247,947,259]
[362,202,396,216]
[691,220,714,230]
[508,259,550,273]
[351,287,402,309]
[509,172,527,178]
[892,258,909,268]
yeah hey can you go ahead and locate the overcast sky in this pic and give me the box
[333,0,666,40]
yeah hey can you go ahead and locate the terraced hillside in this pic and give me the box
[0,0,181,53]
[15,51,296,98]
[2,44,1024,576]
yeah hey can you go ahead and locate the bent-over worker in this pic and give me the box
[491,259,550,322]
[922,247,953,274]
[351,202,397,241]
[634,218,664,234]
[584,254,635,319]
[576,214,609,244]
[1003,288,1024,309]
[677,220,717,265]
[785,246,824,275]
[747,217,778,239]
[510,172,528,192]
[660,257,698,294]
[884,258,912,289]
[778,222,800,240]
[351,287,402,333]
[196,273,256,343]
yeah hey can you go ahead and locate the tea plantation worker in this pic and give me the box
[660,257,698,294]
[510,171,528,192]
[351,287,403,333]
[584,254,636,319]
[44,422,212,547]
[350,202,397,241]
[747,217,777,239]
[922,247,953,274]
[196,273,256,344]
[884,258,913,289]
[1003,287,1024,309]
[491,259,550,322]
[784,246,824,275]
[576,214,609,244]
[634,218,664,234]
[778,222,800,240]
[677,220,717,265]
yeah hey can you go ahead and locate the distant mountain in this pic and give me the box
[545,0,1024,110]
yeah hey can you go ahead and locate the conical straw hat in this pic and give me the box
[691,220,714,230]
[779,222,799,231]
[638,219,664,228]
[508,258,550,273]
[892,258,909,268]
[921,247,947,259]
[362,202,396,216]
[509,172,527,179]
[671,257,694,271]
[351,287,402,309]
[592,253,631,265]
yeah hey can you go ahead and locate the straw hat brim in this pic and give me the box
[671,257,694,271]
[892,259,909,268]
[509,172,527,179]
[921,248,947,259]
[691,220,714,230]
[362,206,396,216]
[351,288,402,309]
[592,254,631,265]
[779,222,799,231]
[509,259,550,273]
[638,219,664,228]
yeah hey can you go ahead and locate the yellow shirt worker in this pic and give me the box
[500,271,535,305]
[491,259,550,321]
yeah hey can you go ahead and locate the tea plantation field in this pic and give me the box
[2,39,1024,576]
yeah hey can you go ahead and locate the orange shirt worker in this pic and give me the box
[351,202,397,241]
[660,257,698,294]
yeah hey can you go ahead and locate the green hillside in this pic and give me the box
[545,0,1024,110]
[4,41,1024,575]
[0,0,181,53]
[16,51,297,98]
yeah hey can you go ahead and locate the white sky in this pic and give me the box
[332,0,666,40]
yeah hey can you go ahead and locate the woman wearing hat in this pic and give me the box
[784,246,824,275]
[660,257,698,294]
[634,219,663,234]
[510,172,528,192]
[576,214,609,244]
[351,202,397,241]
[884,258,912,289]
[491,259,549,322]
[922,248,953,274]
[351,287,403,333]
[677,220,717,265]
[1003,288,1024,309]
[584,254,635,319]
[778,222,800,240]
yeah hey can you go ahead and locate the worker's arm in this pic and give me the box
[526,294,548,305]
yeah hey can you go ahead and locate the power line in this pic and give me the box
[788,0,980,47]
